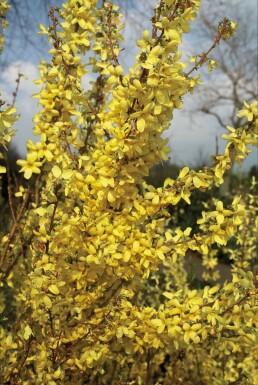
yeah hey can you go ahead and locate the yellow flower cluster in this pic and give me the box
[228,178,258,270]
[0,0,257,384]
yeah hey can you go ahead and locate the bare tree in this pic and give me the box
[188,0,257,129]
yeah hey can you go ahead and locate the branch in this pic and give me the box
[0,189,30,270]
[199,107,226,128]
[185,37,220,77]
[11,73,23,107]
[185,18,235,77]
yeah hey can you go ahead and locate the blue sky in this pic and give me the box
[0,0,257,171]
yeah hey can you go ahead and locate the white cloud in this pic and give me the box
[0,61,40,155]
[1,60,39,96]
[81,72,97,91]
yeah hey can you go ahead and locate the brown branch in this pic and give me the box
[11,73,23,107]
[48,309,61,366]
[110,360,118,385]
[106,3,120,67]
[145,348,152,385]
[199,107,225,128]
[185,38,220,77]
[6,168,26,254]
[151,1,163,39]
[51,329,63,367]
[227,373,247,385]
[9,337,33,385]
[6,168,16,223]
[185,17,236,77]
[34,174,40,205]
[220,290,256,317]
[45,188,59,254]
[48,6,60,50]
[0,190,30,269]
[194,348,204,385]
[81,75,109,153]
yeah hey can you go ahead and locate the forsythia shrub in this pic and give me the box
[0,0,257,384]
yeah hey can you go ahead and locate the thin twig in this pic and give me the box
[185,38,220,77]
[48,6,60,50]
[145,348,152,385]
[11,73,23,107]
[45,188,59,254]
[185,18,232,77]
[106,3,120,67]
[0,190,30,269]
[195,348,204,385]
[9,337,33,385]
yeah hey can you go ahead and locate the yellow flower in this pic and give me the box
[238,101,258,122]
[208,59,218,72]
[14,185,26,197]
[0,106,17,130]
[218,18,238,40]
[17,153,42,179]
